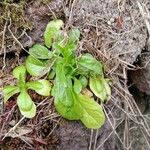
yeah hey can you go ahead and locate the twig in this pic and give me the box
[137,1,150,36]
[1,21,7,71]
[89,129,93,150]
[2,117,25,140]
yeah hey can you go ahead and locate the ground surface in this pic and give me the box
[0,0,150,150]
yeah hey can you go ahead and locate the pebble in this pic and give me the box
[107,18,115,25]
[107,21,111,25]
[110,17,115,23]
[9,120,16,126]
[83,29,90,33]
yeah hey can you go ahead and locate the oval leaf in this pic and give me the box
[90,76,111,102]
[34,80,51,96]
[79,94,105,129]
[3,86,20,103]
[90,76,107,101]
[26,81,43,91]
[17,91,33,111]
[73,78,82,94]
[25,55,48,76]
[53,63,73,106]
[13,65,26,82]
[48,70,55,79]
[29,44,53,59]
[44,19,64,48]
[20,103,36,118]
[77,54,103,75]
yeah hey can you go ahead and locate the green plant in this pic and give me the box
[3,65,51,118]
[24,19,111,129]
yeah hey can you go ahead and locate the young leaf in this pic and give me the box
[63,28,80,53]
[44,19,64,48]
[33,79,51,96]
[102,78,111,101]
[29,44,53,59]
[20,103,36,118]
[17,91,33,111]
[68,28,80,44]
[13,65,26,83]
[79,76,88,89]
[73,78,82,94]
[54,81,74,107]
[26,81,43,90]
[77,54,103,75]
[52,42,65,55]
[48,70,55,79]
[78,94,105,129]
[53,62,67,99]
[25,55,48,76]
[89,76,106,101]
[3,86,20,103]
[90,76,111,102]
[53,30,65,44]
[90,76,103,92]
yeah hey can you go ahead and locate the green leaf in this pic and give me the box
[54,81,73,107]
[77,54,103,75]
[68,28,80,44]
[73,78,82,94]
[54,30,64,42]
[102,78,111,101]
[62,29,80,54]
[20,103,36,118]
[25,55,48,76]
[54,91,83,120]
[52,42,65,55]
[3,86,20,103]
[44,19,64,48]
[53,29,79,57]
[79,94,105,129]
[79,76,88,89]
[90,76,104,94]
[34,79,51,96]
[29,44,53,59]
[26,81,43,90]
[53,62,68,102]
[48,70,55,79]
[13,65,26,83]
[53,62,75,106]
[90,76,111,102]
[17,91,33,111]
[64,65,75,76]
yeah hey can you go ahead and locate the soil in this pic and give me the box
[0,0,150,150]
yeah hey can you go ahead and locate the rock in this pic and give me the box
[130,52,150,95]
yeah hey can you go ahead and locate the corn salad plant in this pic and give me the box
[3,19,111,129]
[3,65,51,118]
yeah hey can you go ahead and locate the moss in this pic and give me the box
[0,0,51,51]
[0,0,32,29]
[0,0,32,51]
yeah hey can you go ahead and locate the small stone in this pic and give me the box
[107,21,111,25]
[83,29,90,33]
[126,17,130,21]
[110,18,115,23]
[9,120,16,126]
